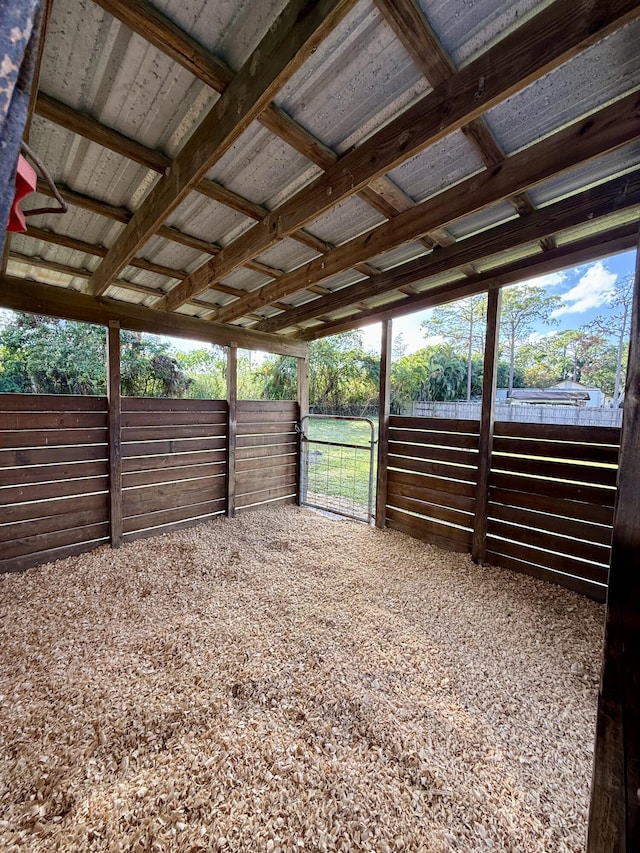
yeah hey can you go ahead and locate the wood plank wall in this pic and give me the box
[121,397,227,541]
[236,400,299,510]
[386,416,480,552]
[0,394,110,572]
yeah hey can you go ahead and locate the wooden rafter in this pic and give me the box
[86,0,357,298]
[256,172,640,332]
[0,275,308,357]
[164,0,640,313]
[299,222,638,339]
[208,91,640,324]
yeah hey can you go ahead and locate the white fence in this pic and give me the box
[408,401,623,428]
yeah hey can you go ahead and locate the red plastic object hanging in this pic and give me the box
[7,154,37,233]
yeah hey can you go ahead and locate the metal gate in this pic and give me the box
[299,415,376,523]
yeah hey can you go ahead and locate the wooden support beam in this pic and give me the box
[375,319,392,529]
[165,0,640,311]
[211,92,640,323]
[226,346,238,519]
[300,222,638,339]
[588,228,640,852]
[106,322,123,548]
[0,275,309,357]
[296,355,310,506]
[472,289,501,564]
[86,0,356,297]
[256,172,640,332]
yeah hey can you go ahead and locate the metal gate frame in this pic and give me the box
[299,414,376,524]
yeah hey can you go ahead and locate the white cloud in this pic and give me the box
[551,262,617,318]
[522,271,567,289]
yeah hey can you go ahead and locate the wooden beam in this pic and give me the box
[165,0,640,311]
[211,91,640,323]
[0,275,309,357]
[472,289,501,564]
[296,355,310,506]
[256,171,640,332]
[226,346,238,519]
[300,222,638,339]
[588,227,640,852]
[106,322,123,548]
[375,319,392,529]
[86,0,357,297]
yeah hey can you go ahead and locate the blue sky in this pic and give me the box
[359,249,637,355]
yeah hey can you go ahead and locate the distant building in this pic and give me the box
[507,381,605,408]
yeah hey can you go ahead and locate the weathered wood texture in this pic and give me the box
[297,357,310,505]
[107,324,123,547]
[235,400,299,511]
[226,347,238,518]
[376,320,392,528]
[588,231,640,851]
[120,398,227,541]
[0,395,110,572]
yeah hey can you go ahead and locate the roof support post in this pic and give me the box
[226,345,238,519]
[376,319,392,529]
[106,322,123,548]
[472,287,501,564]
[296,355,310,506]
[588,229,640,852]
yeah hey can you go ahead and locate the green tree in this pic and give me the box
[587,274,634,405]
[500,283,561,394]
[421,294,487,401]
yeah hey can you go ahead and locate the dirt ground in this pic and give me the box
[0,505,604,852]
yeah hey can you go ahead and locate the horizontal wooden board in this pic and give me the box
[0,475,109,506]
[122,476,226,515]
[0,443,108,468]
[121,410,227,427]
[388,440,478,467]
[236,441,298,462]
[1,491,108,525]
[123,498,226,535]
[123,512,225,543]
[236,453,297,474]
[121,423,226,441]
[389,416,480,433]
[488,501,613,547]
[236,484,297,508]
[0,507,108,544]
[236,421,297,436]
[484,550,606,602]
[0,394,106,411]
[0,411,106,430]
[491,453,618,487]
[237,411,298,426]
[0,428,108,448]
[389,427,479,449]
[387,468,476,504]
[494,421,621,445]
[1,521,110,560]
[0,538,109,575]
[489,485,615,527]
[385,507,472,552]
[122,449,224,473]
[122,436,226,457]
[386,491,473,529]
[388,455,477,493]
[122,397,226,412]
[490,470,616,507]
[388,453,477,483]
[236,468,297,493]
[236,432,298,449]
[0,459,108,487]
[237,400,297,414]
[493,435,620,465]
[486,535,609,584]
[123,461,226,488]
[387,470,476,512]
[487,518,610,566]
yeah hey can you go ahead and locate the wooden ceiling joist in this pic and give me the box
[256,172,640,332]
[0,275,308,357]
[301,222,639,340]
[85,0,357,298]
[164,0,640,313]
[208,91,640,324]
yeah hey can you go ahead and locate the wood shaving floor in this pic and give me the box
[0,506,604,852]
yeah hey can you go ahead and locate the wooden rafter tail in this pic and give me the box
[298,222,638,340]
[209,91,640,325]
[85,0,358,299]
[164,0,640,313]
[256,172,640,333]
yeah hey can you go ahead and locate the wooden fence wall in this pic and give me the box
[236,400,299,511]
[0,395,110,572]
[385,415,619,601]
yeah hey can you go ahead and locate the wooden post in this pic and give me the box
[297,355,310,506]
[472,287,501,564]
[588,233,640,852]
[226,345,238,518]
[376,319,392,528]
[106,321,122,547]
